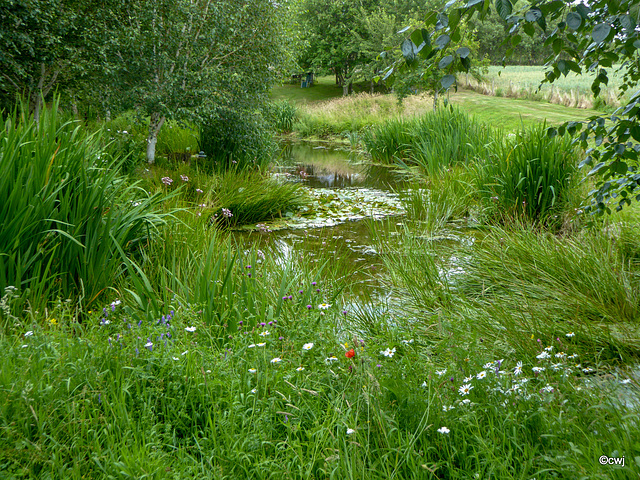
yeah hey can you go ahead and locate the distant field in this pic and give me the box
[273,75,603,135]
[460,65,626,110]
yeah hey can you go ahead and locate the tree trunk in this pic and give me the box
[433,89,438,112]
[146,112,166,164]
[343,82,349,96]
[31,93,42,125]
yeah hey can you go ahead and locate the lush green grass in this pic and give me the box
[273,74,606,140]
[271,75,376,105]
[2,99,640,480]
[448,90,600,131]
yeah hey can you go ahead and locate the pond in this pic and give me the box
[232,141,407,300]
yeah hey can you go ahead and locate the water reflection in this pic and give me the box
[274,141,398,190]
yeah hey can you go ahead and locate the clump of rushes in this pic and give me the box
[209,170,310,227]
[0,99,169,311]
[474,124,579,224]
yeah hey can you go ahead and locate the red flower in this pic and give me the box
[345,348,355,358]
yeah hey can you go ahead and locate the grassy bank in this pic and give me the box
[272,75,603,140]
[2,92,640,479]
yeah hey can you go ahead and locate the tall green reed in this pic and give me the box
[362,107,494,174]
[474,125,579,223]
[0,100,170,310]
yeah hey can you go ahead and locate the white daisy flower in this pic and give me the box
[270,357,282,364]
[566,332,575,338]
[302,343,314,350]
[460,398,471,405]
[259,330,270,337]
[248,344,256,348]
[536,351,550,360]
[442,405,455,411]
[24,331,34,337]
[544,346,554,352]
[476,371,487,380]
[248,368,257,373]
[483,362,494,369]
[380,347,396,358]
[325,356,339,363]
[463,376,473,383]
[185,326,196,332]
[346,428,356,435]
[257,343,266,347]
[437,426,450,434]
[514,362,523,375]
[541,385,554,393]
[532,366,545,373]
[318,303,331,310]
[296,366,305,372]
[435,369,447,376]
[459,384,473,396]
[250,388,257,394]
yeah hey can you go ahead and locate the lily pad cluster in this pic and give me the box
[243,188,405,231]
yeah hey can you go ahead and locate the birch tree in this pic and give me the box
[110,0,289,164]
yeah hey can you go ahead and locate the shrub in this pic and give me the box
[199,105,276,172]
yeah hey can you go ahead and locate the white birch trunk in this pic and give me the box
[146,112,166,164]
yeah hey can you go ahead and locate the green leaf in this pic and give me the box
[558,60,568,76]
[566,12,582,30]
[619,14,636,32]
[631,126,640,143]
[411,30,425,47]
[424,11,438,26]
[435,35,451,49]
[441,75,456,90]
[436,13,449,29]
[523,22,535,36]
[525,8,542,22]
[592,23,611,43]
[439,55,454,69]
[511,34,522,47]
[401,39,418,64]
[576,4,591,20]
[495,0,512,21]
[449,8,461,30]
[456,47,471,58]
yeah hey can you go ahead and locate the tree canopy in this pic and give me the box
[385,0,640,214]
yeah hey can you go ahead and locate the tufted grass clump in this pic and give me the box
[474,124,580,224]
